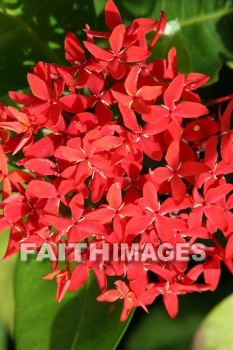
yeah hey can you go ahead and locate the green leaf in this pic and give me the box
[99,0,233,84]
[0,230,16,336]
[193,293,233,350]
[93,0,105,16]
[149,19,191,74]
[0,319,7,350]
[15,258,132,350]
[0,0,96,100]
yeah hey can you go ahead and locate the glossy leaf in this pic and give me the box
[15,258,132,350]
[0,319,7,350]
[150,19,191,74]
[94,0,233,84]
[0,230,16,336]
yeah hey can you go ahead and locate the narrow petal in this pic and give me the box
[97,289,121,302]
[111,90,132,106]
[221,134,233,163]
[179,161,209,177]
[70,263,89,291]
[142,105,169,123]
[44,215,72,230]
[204,136,218,169]
[25,134,59,158]
[126,214,153,235]
[90,172,107,203]
[163,292,179,318]
[205,184,233,204]
[27,73,50,101]
[125,65,139,96]
[171,175,186,203]
[137,86,164,101]
[108,59,126,80]
[143,182,159,211]
[65,32,85,64]
[56,275,70,302]
[56,146,84,162]
[164,74,185,109]
[204,258,220,291]
[4,202,29,222]
[149,263,175,282]
[23,159,57,176]
[92,135,122,151]
[143,117,170,135]
[109,24,125,53]
[150,167,172,183]
[205,206,228,231]
[27,180,57,199]
[85,208,114,224]
[0,218,11,232]
[107,183,122,210]
[165,140,179,169]
[225,234,233,259]
[122,46,151,62]
[9,91,40,105]
[140,137,162,160]
[119,104,140,131]
[105,0,122,30]
[92,265,107,292]
[183,120,219,142]
[83,41,112,61]
[175,102,209,118]
[69,193,84,220]
[59,94,95,113]
[0,144,8,175]
[148,11,167,49]
[79,219,105,234]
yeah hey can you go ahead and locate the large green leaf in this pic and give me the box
[0,230,16,336]
[150,19,191,74]
[15,258,132,350]
[0,0,96,100]
[0,319,7,350]
[193,293,233,350]
[95,0,233,84]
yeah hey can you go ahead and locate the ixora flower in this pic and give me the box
[0,0,233,322]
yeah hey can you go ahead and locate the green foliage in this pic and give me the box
[15,258,132,350]
[0,0,96,99]
[0,319,6,350]
[0,231,16,336]
[149,19,191,74]
[111,0,233,84]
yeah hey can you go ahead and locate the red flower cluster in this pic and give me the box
[0,0,233,321]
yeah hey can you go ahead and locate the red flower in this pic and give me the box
[143,74,209,139]
[0,144,33,199]
[112,65,163,113]
[151,140,209,202]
